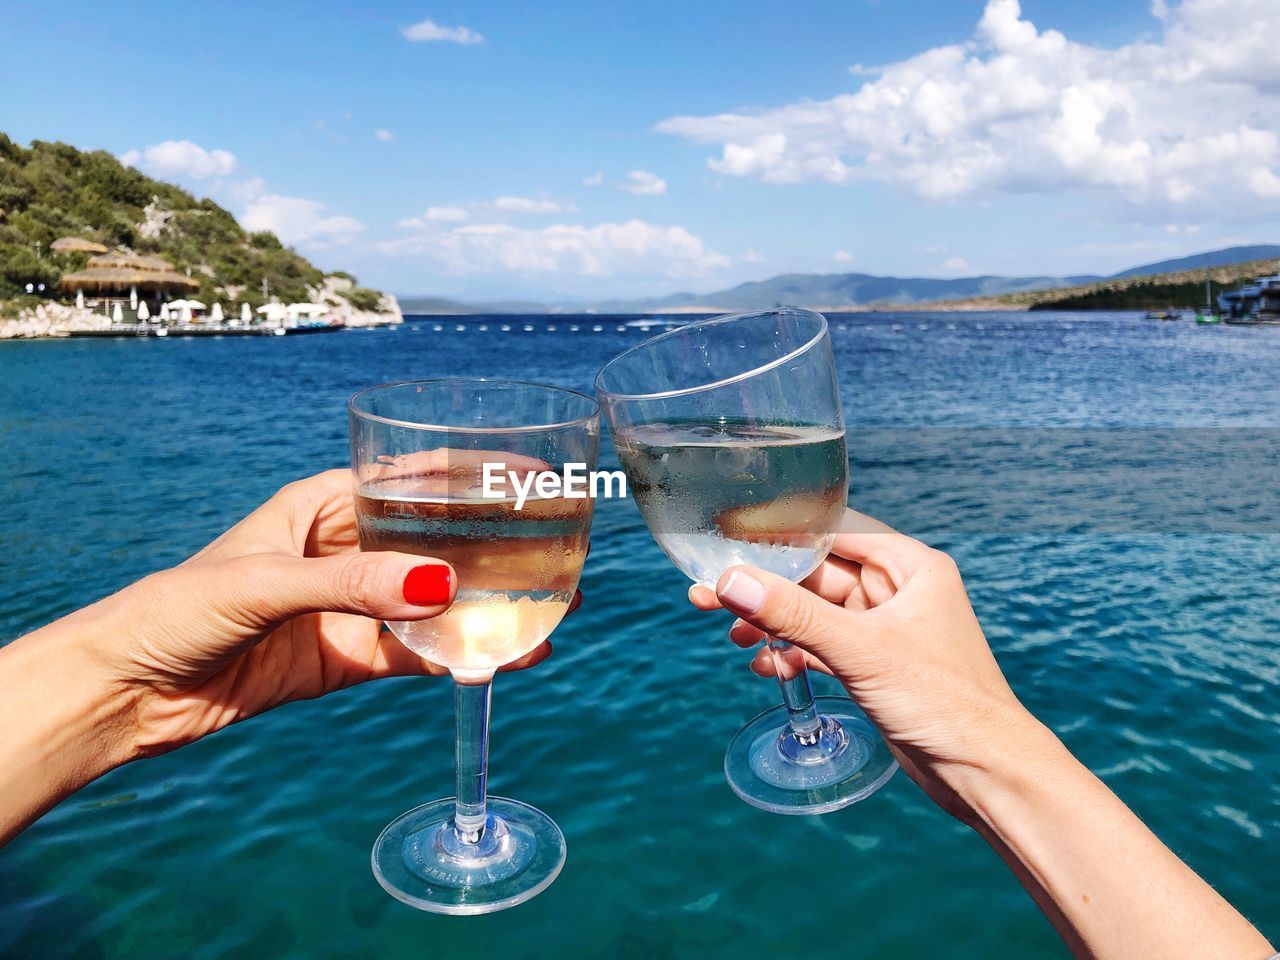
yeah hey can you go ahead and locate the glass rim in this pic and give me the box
[348,377,600,434]
[593,307,829,402]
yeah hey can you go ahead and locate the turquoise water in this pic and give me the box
[1,313,1276,957]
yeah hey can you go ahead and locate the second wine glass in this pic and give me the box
[596,308,897,814]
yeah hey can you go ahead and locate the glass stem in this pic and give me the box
[452,679,492,844]
[766,638,822,742]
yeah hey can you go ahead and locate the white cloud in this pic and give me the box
[741,249,766,263]
[428,206,470,223]
[384,218,728,279]
[492,196,564,214]
[118,140,236,180]
[943,256,970,272]
[397,206,471,228]
[241,194,365,246]
[402,18,484,44]
[833,250,856,263]
[658,0,1280,219]
[398,198,569,227]
[375,128,395,142]
[619,170,668,195]
[583,171,605,187]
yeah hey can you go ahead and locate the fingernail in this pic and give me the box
[403,564,452,605]
[568,592,583,614]
[719,571,765,615]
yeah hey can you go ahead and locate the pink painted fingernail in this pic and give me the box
[718,571,765,615]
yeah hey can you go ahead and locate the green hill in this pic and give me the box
[922,258,1277,312]
[0,134,384,315]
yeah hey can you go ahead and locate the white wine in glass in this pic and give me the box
[597,308,897,815]
[615,420,847,586]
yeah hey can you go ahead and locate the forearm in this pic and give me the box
[0,605,139,845]
[953,715,1273,960]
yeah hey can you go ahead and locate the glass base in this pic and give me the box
[724,696,898,815]
[371,796,565,914]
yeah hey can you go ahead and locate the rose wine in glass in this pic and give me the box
[356,485,591,681]
[350,378,598,913]
[597,309,897,815]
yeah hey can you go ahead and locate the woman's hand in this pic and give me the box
[98,470,567,754]
[1,470,571,843]
[691,509,1274,960]
[689,509,1032,822]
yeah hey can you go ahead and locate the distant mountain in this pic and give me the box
[396,244,1280,315]
[590,272,1101,313]
[1109,245,1280,280]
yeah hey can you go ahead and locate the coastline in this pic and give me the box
[0,287,404,340]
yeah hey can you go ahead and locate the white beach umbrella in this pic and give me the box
[112,303,124,323]
[180,304,192,322]
[211,303,224,322]
[160,303,171,322]
[129,286,138,310]
[241,303,252,324]
[137,300,151,321]
[75,289,85,309]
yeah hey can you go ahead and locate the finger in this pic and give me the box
[748,646,835,678]
[688,583,722,611]
[362,449,551,497]
[371,627,452,679]
[213,552,456,630]
[830,511,930,586]
[370,636,553,680]
[694,556,872,614]
[190,470,352,561]
[499,640,552,673]
[567,590,582,616]
[800,555,875,609]
[729,618,765,648]
[715,565,863,665]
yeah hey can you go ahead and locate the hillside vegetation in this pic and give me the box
[0,134,384,313]
[929,259,1279,312]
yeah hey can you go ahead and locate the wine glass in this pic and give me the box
[595,308,897,814]
[349,378,599,913]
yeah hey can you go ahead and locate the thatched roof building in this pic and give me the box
[50,236,109,254]
[60,251,198,295]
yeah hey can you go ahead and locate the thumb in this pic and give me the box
[715,565,852,664]
[213,552,455,628]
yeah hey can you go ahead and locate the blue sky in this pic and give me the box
[6,0,1280,300]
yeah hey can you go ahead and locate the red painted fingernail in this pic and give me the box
[568,592,583,614]
[403,565,452,605]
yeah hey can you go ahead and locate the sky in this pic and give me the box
[5,0,1280,301]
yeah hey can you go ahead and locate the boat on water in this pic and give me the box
[1218,267,1280,324]
[1144,309,1181,320]
[1195,264,1221,324]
